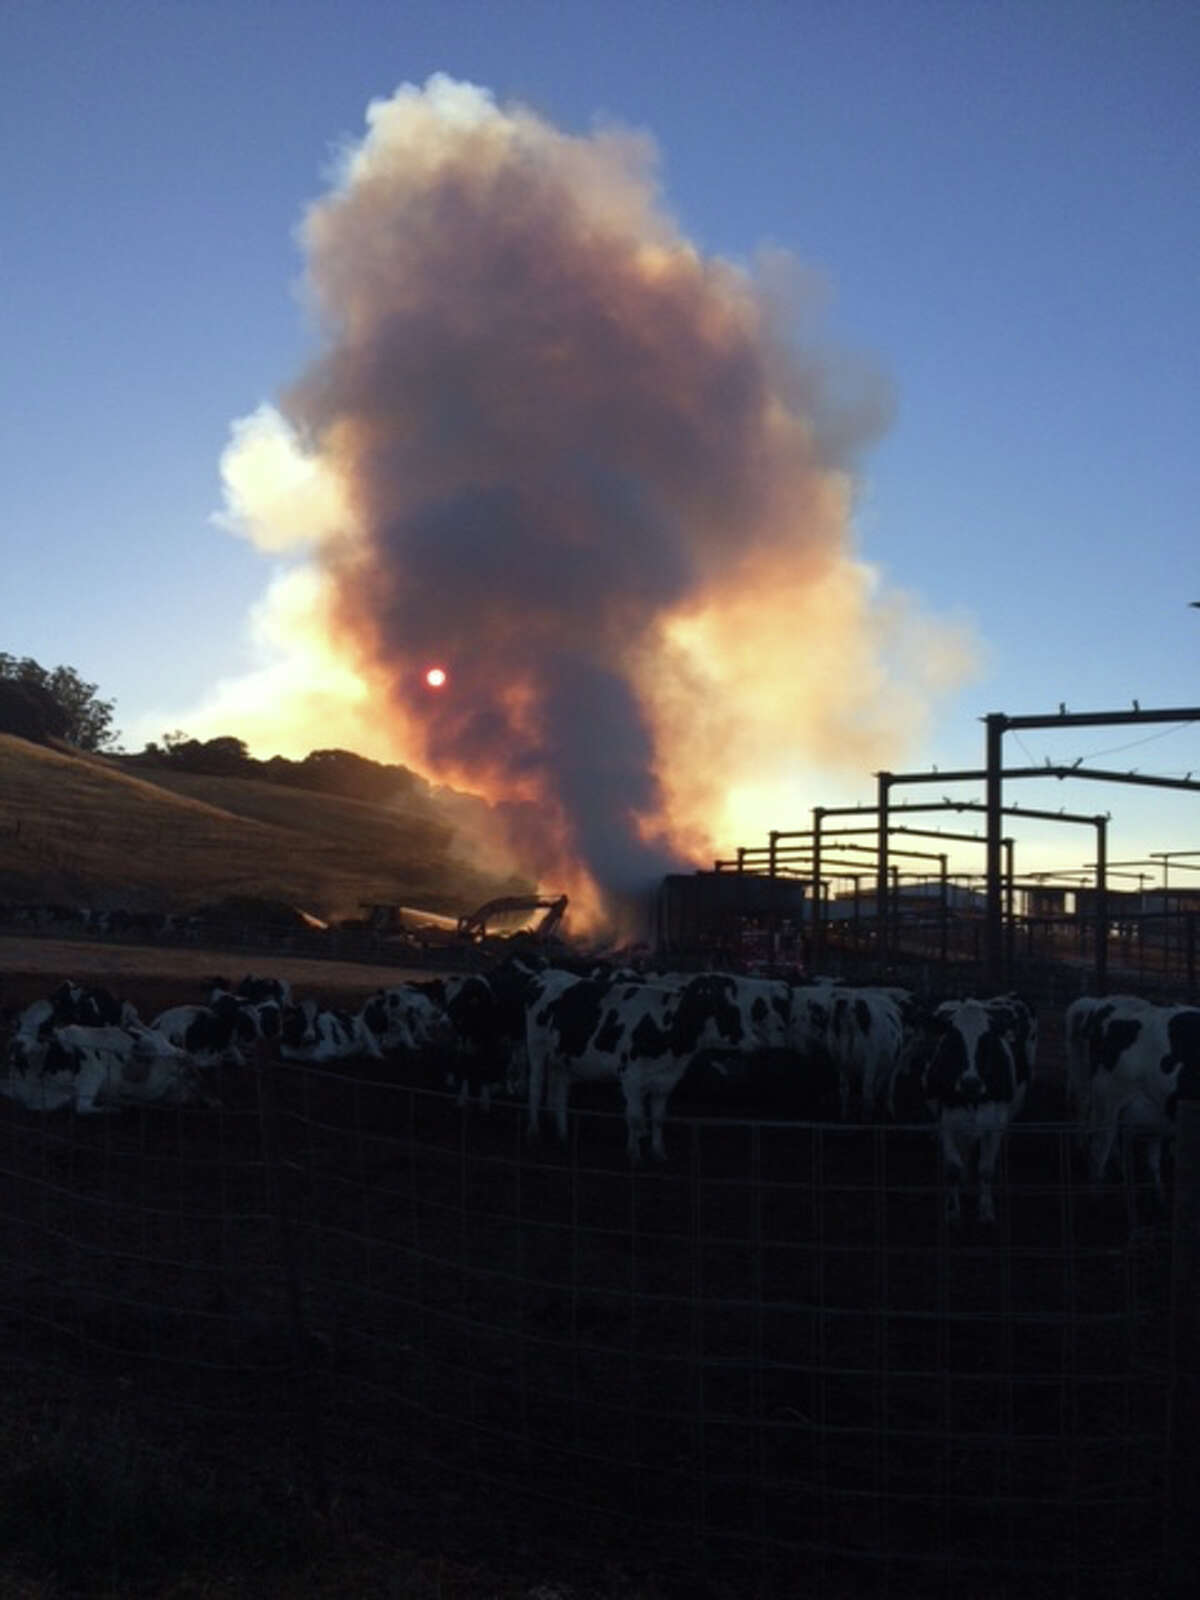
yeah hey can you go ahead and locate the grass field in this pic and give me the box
[0,735,525,923]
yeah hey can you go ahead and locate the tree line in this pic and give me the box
[0,653,117,750]
[0,651,423,806]
[129,734,424,804]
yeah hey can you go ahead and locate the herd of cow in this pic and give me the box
[1,963,1198,1225]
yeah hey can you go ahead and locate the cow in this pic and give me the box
[525,968,804,1160]
[1064,993,1154,1128]
[277,999,384,1063]
[1074,997,1200,1201]
[907,995,1036,1224]
[823,985,910,1118]
[525,971,680,1157]
[9,983,136,1057]
[364,985,456,1055]
[10,996,56,1048]
[151,1000,264,1067]
[666,973,841,1122]
[410,973,517,1106]
[210,975,293,1008]
[2,1022,206,1114]
[354,985,484,1097]
[47,981,125,1028]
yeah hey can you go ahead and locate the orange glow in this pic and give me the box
[424,666,447,688]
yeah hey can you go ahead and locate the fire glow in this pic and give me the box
[213,74,977,927]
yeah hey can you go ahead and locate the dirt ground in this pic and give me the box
[0,938,1173,1599]
[0,933,450,1018]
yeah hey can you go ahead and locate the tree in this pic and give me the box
[159,734,252,775]
[0,677,71,743]
[297,747,419,802]
[0,653,119,751]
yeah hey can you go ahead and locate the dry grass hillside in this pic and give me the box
[0,734,526,920]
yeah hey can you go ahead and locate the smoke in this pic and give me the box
[210,74,976,922]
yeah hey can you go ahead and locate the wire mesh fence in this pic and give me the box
[0,1067,1179,1598]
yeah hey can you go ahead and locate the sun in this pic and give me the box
[424,666,447,688]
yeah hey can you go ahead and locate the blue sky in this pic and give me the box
[4,0,1198,883]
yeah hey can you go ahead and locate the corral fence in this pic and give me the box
[816,905,1200,993]
[0,1071,1195,1597]
[5,895,1200,995]
[0,902,483,972]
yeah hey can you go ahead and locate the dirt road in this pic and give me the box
[0,933,449,1015]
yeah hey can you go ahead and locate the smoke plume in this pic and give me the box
[212,75,975,923]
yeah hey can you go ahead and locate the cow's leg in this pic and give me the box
[507,1041,530,1100]
[1087,1106,1119,1188]
[620,1069,647,1162]
[1145,1135,1165,1209]
[1069,1077,1093,1150]
[74,1054,114,1115]
[940,1116,966,1224]
[861,1057,880,1119]
[526,1043,545,1141]
[648,1087,672,1161]
[625,1119,644,1162]
[977,1126,1005,1225]
[548,1069,571,1142]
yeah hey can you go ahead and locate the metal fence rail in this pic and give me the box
[813,906,1200,995]
[0,1069,1177,1598]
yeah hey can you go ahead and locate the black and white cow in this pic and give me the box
[152,1004,245,1066]
[277,998,384,1063]
[9,983,140,1060]
[909,994,1036,1224]
[671,976,840,1120]
[1071,996,1200,1199]
[525,971,681,1157]
[150,994,284,1066]
[46,981,126,1028]
[525,968,801,1160]
[664,970,801,1093]
[409,973,518,1106]
[2,1022,205,1113]
[1064,994,1153,1128]
[210,975,293,1008]
[364,985,456,1055]
[823,985,910,1118]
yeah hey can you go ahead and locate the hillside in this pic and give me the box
[0,734,527,920]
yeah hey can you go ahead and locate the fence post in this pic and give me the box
[1168,1099,1200,1579]
[689,1120,706,1548]
[256,1040,329,1512]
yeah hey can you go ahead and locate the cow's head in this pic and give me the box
[280,1000,319,1051]
[924,1000,1010,1107]
[360,991,389,1041]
